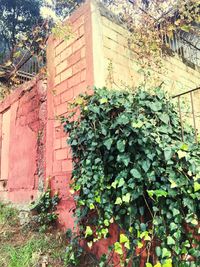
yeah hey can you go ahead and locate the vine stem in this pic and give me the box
[143,193,154,219]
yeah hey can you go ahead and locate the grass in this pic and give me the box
[0,202,67,267]
[0,202,98,267]
[0,202,19,226]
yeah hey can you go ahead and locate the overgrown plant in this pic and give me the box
[31,189,60,231]
[62,87,200,266]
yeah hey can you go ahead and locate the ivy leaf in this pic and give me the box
[99,98,108,104]
[118,178,125,188]
[89,203,95,210]
[122,193,131,203]
[111,180,118,189]
[117,154,130,166]
[194,182,200,192]
[191,218,198,226]
[116,114,129,125]
[142,160,151,172]
[104,138,113,150]
[177,150,187,159]
[120,234,129,243]
[150,102,162,112]
[169,179,178,188]
[115,197,122,205]
[172,208,180,216]
[114,242,123,255]
[164,147,173,161]
[167,236,175,245]
[180,143,189,151]
[169,222,178,231]
[162,248,171,258]
[131,120,144,128]
[137,241,143,249]
[104,219,109,227]
[162,259,172,267]
[117,140,126,152]
[146,263,153,267]
[130,169,141,179]
[95,196,101,203]
[85,226,93,237]
[155,246,161,257]
[160,114,170,124]
[147,190,168,199]
[87,241,93,248]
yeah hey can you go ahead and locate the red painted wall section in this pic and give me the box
[0,77,47,204]
[46,0,94,229]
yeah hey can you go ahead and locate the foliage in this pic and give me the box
[106,0,200,79]
[0,202,19,226]
[0,0,41,53]
[62,87,200,266]
[30,189,60,231]
[64,229,84,266]
[0,231,67,267]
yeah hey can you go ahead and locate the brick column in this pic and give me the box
[46,0,94,228]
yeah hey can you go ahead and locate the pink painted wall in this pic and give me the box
[46,0,94,229]
[0,77,47,204]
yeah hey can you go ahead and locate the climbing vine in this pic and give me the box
[62,87,200,266]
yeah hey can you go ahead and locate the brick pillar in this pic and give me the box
[46,0,94,228]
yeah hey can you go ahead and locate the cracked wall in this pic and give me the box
[0,77,47,205]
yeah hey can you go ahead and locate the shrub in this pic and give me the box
[31,189,60,231]
[62,87,200,266]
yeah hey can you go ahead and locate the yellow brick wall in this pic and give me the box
[91,0,200,132]
[91,2,199,91]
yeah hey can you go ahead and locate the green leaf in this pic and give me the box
[160,113,170,124]
[162,248,171,258]
[118,178,125,188]
[117,140,126,152]
[155,246,161,257]
[167,236,175,245]
[89,203,95,210]
[122,193,131,203]
[111,180,118,189]
[130,169,141,179]
[172,208,180,216]
[194,182,200,192]
[99,98,108,104]
[114,242,123,255]
[120,234,129,243]
[177,150,187,159]
[104,138,113,150]
[146,263,153,267]
[104,219,109,227]
[95,196,101,203]
[169,222,178,231]
[180,143,189,151]
[164,147,173,161]
[87,241,93,248]
[162,259,172,267]
[115,197,122,205]
[142,160,151,172]
[151,102,162,112]
[117,154,130,166]
[191,218,198,225]
[85,226,93,237]
[137,241,143,248]
[169,179,178,188]
[147,190,168,199]
[131,120,144,128]
[154,263,161,267]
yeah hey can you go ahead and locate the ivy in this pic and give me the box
[62,87,200,266]
[31,189,60,232]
